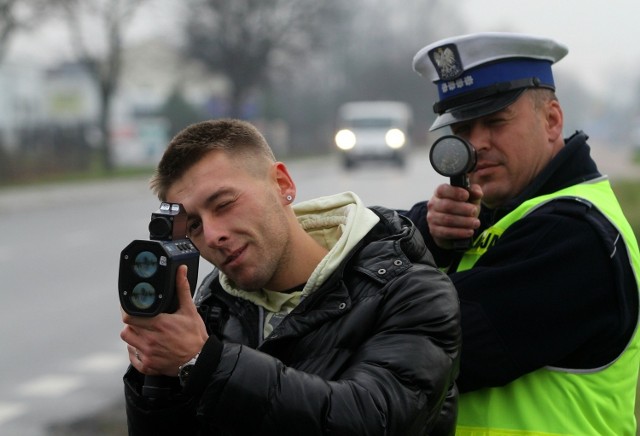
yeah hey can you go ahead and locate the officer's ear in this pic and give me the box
[544,98,563,143]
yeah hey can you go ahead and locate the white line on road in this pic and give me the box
[74,351,127,373]
[1,349,127,431]
[0,402,27,425]
[17,375,83,398]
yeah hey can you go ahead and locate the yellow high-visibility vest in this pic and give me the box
[456,177,640,436]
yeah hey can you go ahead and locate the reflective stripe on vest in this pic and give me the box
[455,177,640,436]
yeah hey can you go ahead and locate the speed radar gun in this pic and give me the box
[429,135,477,252]
[118,202,200,398]
[118,202,200,317]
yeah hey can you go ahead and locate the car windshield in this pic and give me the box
[347,118,395,128]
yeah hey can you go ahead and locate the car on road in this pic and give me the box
[334,101,412,169]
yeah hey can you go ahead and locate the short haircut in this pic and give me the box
[150,118,277,200]
[527,88,558,110]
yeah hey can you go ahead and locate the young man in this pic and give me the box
[120,118,461,435]
[402,32,640,435]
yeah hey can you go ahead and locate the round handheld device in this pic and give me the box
[429,135,478,251]
[429,135,477,188]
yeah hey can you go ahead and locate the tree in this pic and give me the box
[267,0,463,152]
[0,0,49,64]
[55,0,148,172]
[328,0,463,129]
[159,85,207,137]
[184,0,348,118]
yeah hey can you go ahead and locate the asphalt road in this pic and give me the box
[0,142,635,435]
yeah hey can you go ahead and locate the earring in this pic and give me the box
[286,195,293,202]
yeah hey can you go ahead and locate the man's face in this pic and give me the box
[451,92,562,209]
[166,150,292,291]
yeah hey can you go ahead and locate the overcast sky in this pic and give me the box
[8,0,638,105]
[457,0,639,104]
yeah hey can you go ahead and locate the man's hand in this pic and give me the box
[120,265,208,377]
[427,183,482,250]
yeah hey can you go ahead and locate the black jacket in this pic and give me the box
[401,131,638,392]
[124,206,461,435]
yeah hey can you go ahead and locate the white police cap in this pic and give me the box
[413,32,568,130]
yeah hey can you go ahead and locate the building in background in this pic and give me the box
[0,62,47,152]
[0,38,229,168]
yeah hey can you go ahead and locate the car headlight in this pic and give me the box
[385,129,406,149]
[335,129,356,150]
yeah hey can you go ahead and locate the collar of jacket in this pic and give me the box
[262,206,425,347]
[296,206,422,309]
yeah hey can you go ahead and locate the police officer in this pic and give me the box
[401,32,640,435]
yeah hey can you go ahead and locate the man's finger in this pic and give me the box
[176,264,194,309]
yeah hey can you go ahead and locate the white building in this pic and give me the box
[0,62,48,151]
[0,37,228,166]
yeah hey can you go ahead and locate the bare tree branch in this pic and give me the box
[54,0,149,171]
[0,0,50,63]
[185,0,348,117]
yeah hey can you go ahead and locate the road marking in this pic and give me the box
[0,402,27,425]
[18,375,83,397]
[74,352,127,372]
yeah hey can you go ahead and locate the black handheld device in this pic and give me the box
[119,202,200,317]
[118,202,200,398]
[429,135,478,251]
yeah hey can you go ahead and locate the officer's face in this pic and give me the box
[165,150,295,291]
[450,91,564,209]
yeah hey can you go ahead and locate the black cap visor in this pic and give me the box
[430,88,526,131]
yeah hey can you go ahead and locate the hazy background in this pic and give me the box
[459,0,640,105]
[1,1,639,434]
[1,0,639,183]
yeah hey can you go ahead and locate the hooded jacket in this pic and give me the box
[124,191,461,435]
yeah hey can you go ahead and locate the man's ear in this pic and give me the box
[545,99,564,142]
[272,162,296,203]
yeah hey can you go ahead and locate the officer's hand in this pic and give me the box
[120,265,208,377]
[427,183,482,250]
